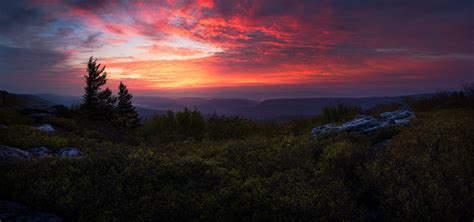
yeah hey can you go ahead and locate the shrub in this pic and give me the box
[368,109,474,221]
[320,103,362,124]
[405,86,472,112]
[364,102,403,116]
[0,125,68,149]
[0,108,34,125]
[206,113,253,140]
[139,108,206,144]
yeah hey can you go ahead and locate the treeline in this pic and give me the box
[79,57,139,130]
[139,109,254,144]
[403,83,474,111]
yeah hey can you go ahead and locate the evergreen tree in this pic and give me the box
[82,56,116,119]
[117,82,140,128]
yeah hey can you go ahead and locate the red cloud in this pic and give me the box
[15,0,472,97]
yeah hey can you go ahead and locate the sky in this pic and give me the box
[0,0,472,99]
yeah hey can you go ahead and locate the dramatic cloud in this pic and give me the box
[0,0,472,98]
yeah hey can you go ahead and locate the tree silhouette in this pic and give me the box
[117,82,139,128]
[82,56,116,119]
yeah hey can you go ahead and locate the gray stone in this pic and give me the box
[0,200,62,222]
[57,147,83,157]
[27,146,51,157]
[0,124,7,129]
[312,110,416,137]
[380,110,415,124]
[36,124,55,133]
[312,115,381,137]
[0,145,32,160]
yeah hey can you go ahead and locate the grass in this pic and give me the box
[0,104,472,221]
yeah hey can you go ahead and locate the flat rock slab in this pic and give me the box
[57,147,83,157]
[0,200,62,222]
[312,110,416,137]
[0,145,32,160]
[35,124,55,133]
[27,147,51,157]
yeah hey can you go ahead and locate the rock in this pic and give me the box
[36,124,55,133]
[340,116,381,133]
[312,115,382,137]
[380,110,415,125]
[312,110,416,137]
[0,145,32,160]
[27,146,51,157]
[57,147,83,157]
[0,124,7,129]
[0,200,62,222]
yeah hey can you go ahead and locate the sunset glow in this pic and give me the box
[0,0,472,98]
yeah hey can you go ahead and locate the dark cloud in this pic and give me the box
[0,45,82,93]
[0,45,66,74]
[0,1,44,31]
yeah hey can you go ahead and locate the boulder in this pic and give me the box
[312,110,416,137]
[27,146,51,157]
[0,145,32,160]
[36,124,55,133]
[0,200,62,222]
[312,115,382,137]
[57,147,83,157]
[380,110,415,124]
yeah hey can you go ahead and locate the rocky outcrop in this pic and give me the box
[379,110,416,125]
[58,147,83,157]
[27,147,52,157]
[0,200,62,222]
[36,124,55,133]
[1,145,85,160]
[0,145,32,160]
[312,110,415,137]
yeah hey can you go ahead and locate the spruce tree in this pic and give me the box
[82,56,116,119]
[117,82,139,128]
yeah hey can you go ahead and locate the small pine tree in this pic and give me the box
[82,56,116,119]
[117,82,140,129]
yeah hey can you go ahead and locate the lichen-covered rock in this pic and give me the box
[57,147,83,157]
[36,124,55,133]
[27,146,51,157]
[380,110,415,124]
[0,145,32,160]
[0,200,62,222]
[312,115,381,137]
[312,110,416,137]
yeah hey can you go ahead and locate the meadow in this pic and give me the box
[0,89,473,221]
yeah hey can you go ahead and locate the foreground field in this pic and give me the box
[0,106,473,221]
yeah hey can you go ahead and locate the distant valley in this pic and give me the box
[32,93,433,120]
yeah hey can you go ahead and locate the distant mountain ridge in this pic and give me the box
[31,92,433,120]
[0,91,55,107]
